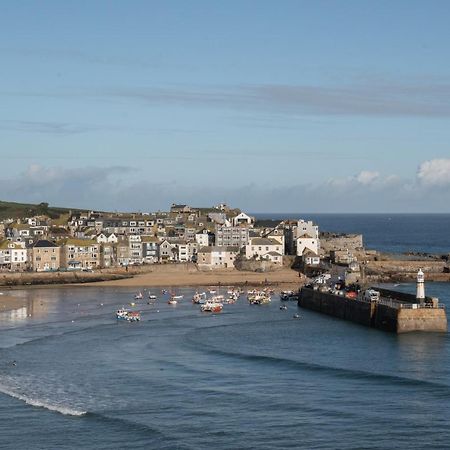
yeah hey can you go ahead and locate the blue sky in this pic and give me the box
[1,0,450,212]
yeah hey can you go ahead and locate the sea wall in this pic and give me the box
[0,271,132,287]
[233,259,282,273]
[366,260,445,274]
[397,308,447,333]
[320,234,364,254]
[298,288,374,327]
[298,288,447,333]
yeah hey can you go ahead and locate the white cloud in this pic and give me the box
[417,158,450,186]
[327,170,382,190]
[355,170,380,185]
[1,162,449,213]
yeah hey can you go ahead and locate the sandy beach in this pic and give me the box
[0,264,304,292]
[91,266,303,290]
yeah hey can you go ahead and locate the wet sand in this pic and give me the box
[0,293,27,312]
[92,268,303,290]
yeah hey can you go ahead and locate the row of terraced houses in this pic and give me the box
[0,203,325,272]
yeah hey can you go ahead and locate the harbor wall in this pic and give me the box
[320,234,364,254]
[397,309,448,333]
[298,288,447,333]
[298,288,374,327]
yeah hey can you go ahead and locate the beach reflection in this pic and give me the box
[0,296,49,321]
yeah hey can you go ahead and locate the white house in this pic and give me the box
[231,212,254,227]
[195,230,209,247]
[197,246,239,269]
[177,241,189,262]
[303,250,321,266]
[11,242,28,270]
[264,251,283,264]
[97,232,118,244]
[0,241,28,271]
[245,237,284,265]
[296,234,319,257]
[296,220,319,239]
[129,235,143,264]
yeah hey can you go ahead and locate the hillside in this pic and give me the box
[0,200,80,220]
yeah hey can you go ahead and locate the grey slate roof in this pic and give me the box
[33,239,59,248]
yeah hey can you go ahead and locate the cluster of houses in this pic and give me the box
[0,203,329,272]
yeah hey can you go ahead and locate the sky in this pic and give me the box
[1,0,450,213]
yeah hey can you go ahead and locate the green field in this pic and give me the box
[0,200,81,220]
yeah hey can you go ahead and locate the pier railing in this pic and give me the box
[307,287,445,310]
[358,296,445,310]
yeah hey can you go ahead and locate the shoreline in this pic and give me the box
[1,266,304,291]
[1,263,449,292]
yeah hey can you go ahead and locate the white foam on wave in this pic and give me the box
[0,383,87,416]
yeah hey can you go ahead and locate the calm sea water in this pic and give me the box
[0,215,449,449]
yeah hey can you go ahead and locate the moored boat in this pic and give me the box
[280,291,298,301]
[201,301,223,313]
[248,291,271,305]
[116,309,141,322]
[192,292,207,304]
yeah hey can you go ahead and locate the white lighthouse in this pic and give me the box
[416,268,425,303]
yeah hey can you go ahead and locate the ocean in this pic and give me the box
[0,214,449,449]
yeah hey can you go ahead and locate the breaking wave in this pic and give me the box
[0,383,86,416]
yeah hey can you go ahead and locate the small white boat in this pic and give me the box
[172,295,183,300]
[116,309,141,322]
[148,294,157,300]
[193,292,207,304]
[168,299,177,305]
[134,292,143,300]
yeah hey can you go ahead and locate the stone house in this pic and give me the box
[31,240,61,271]
[61,238,100,269]
[197,246,239,269]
